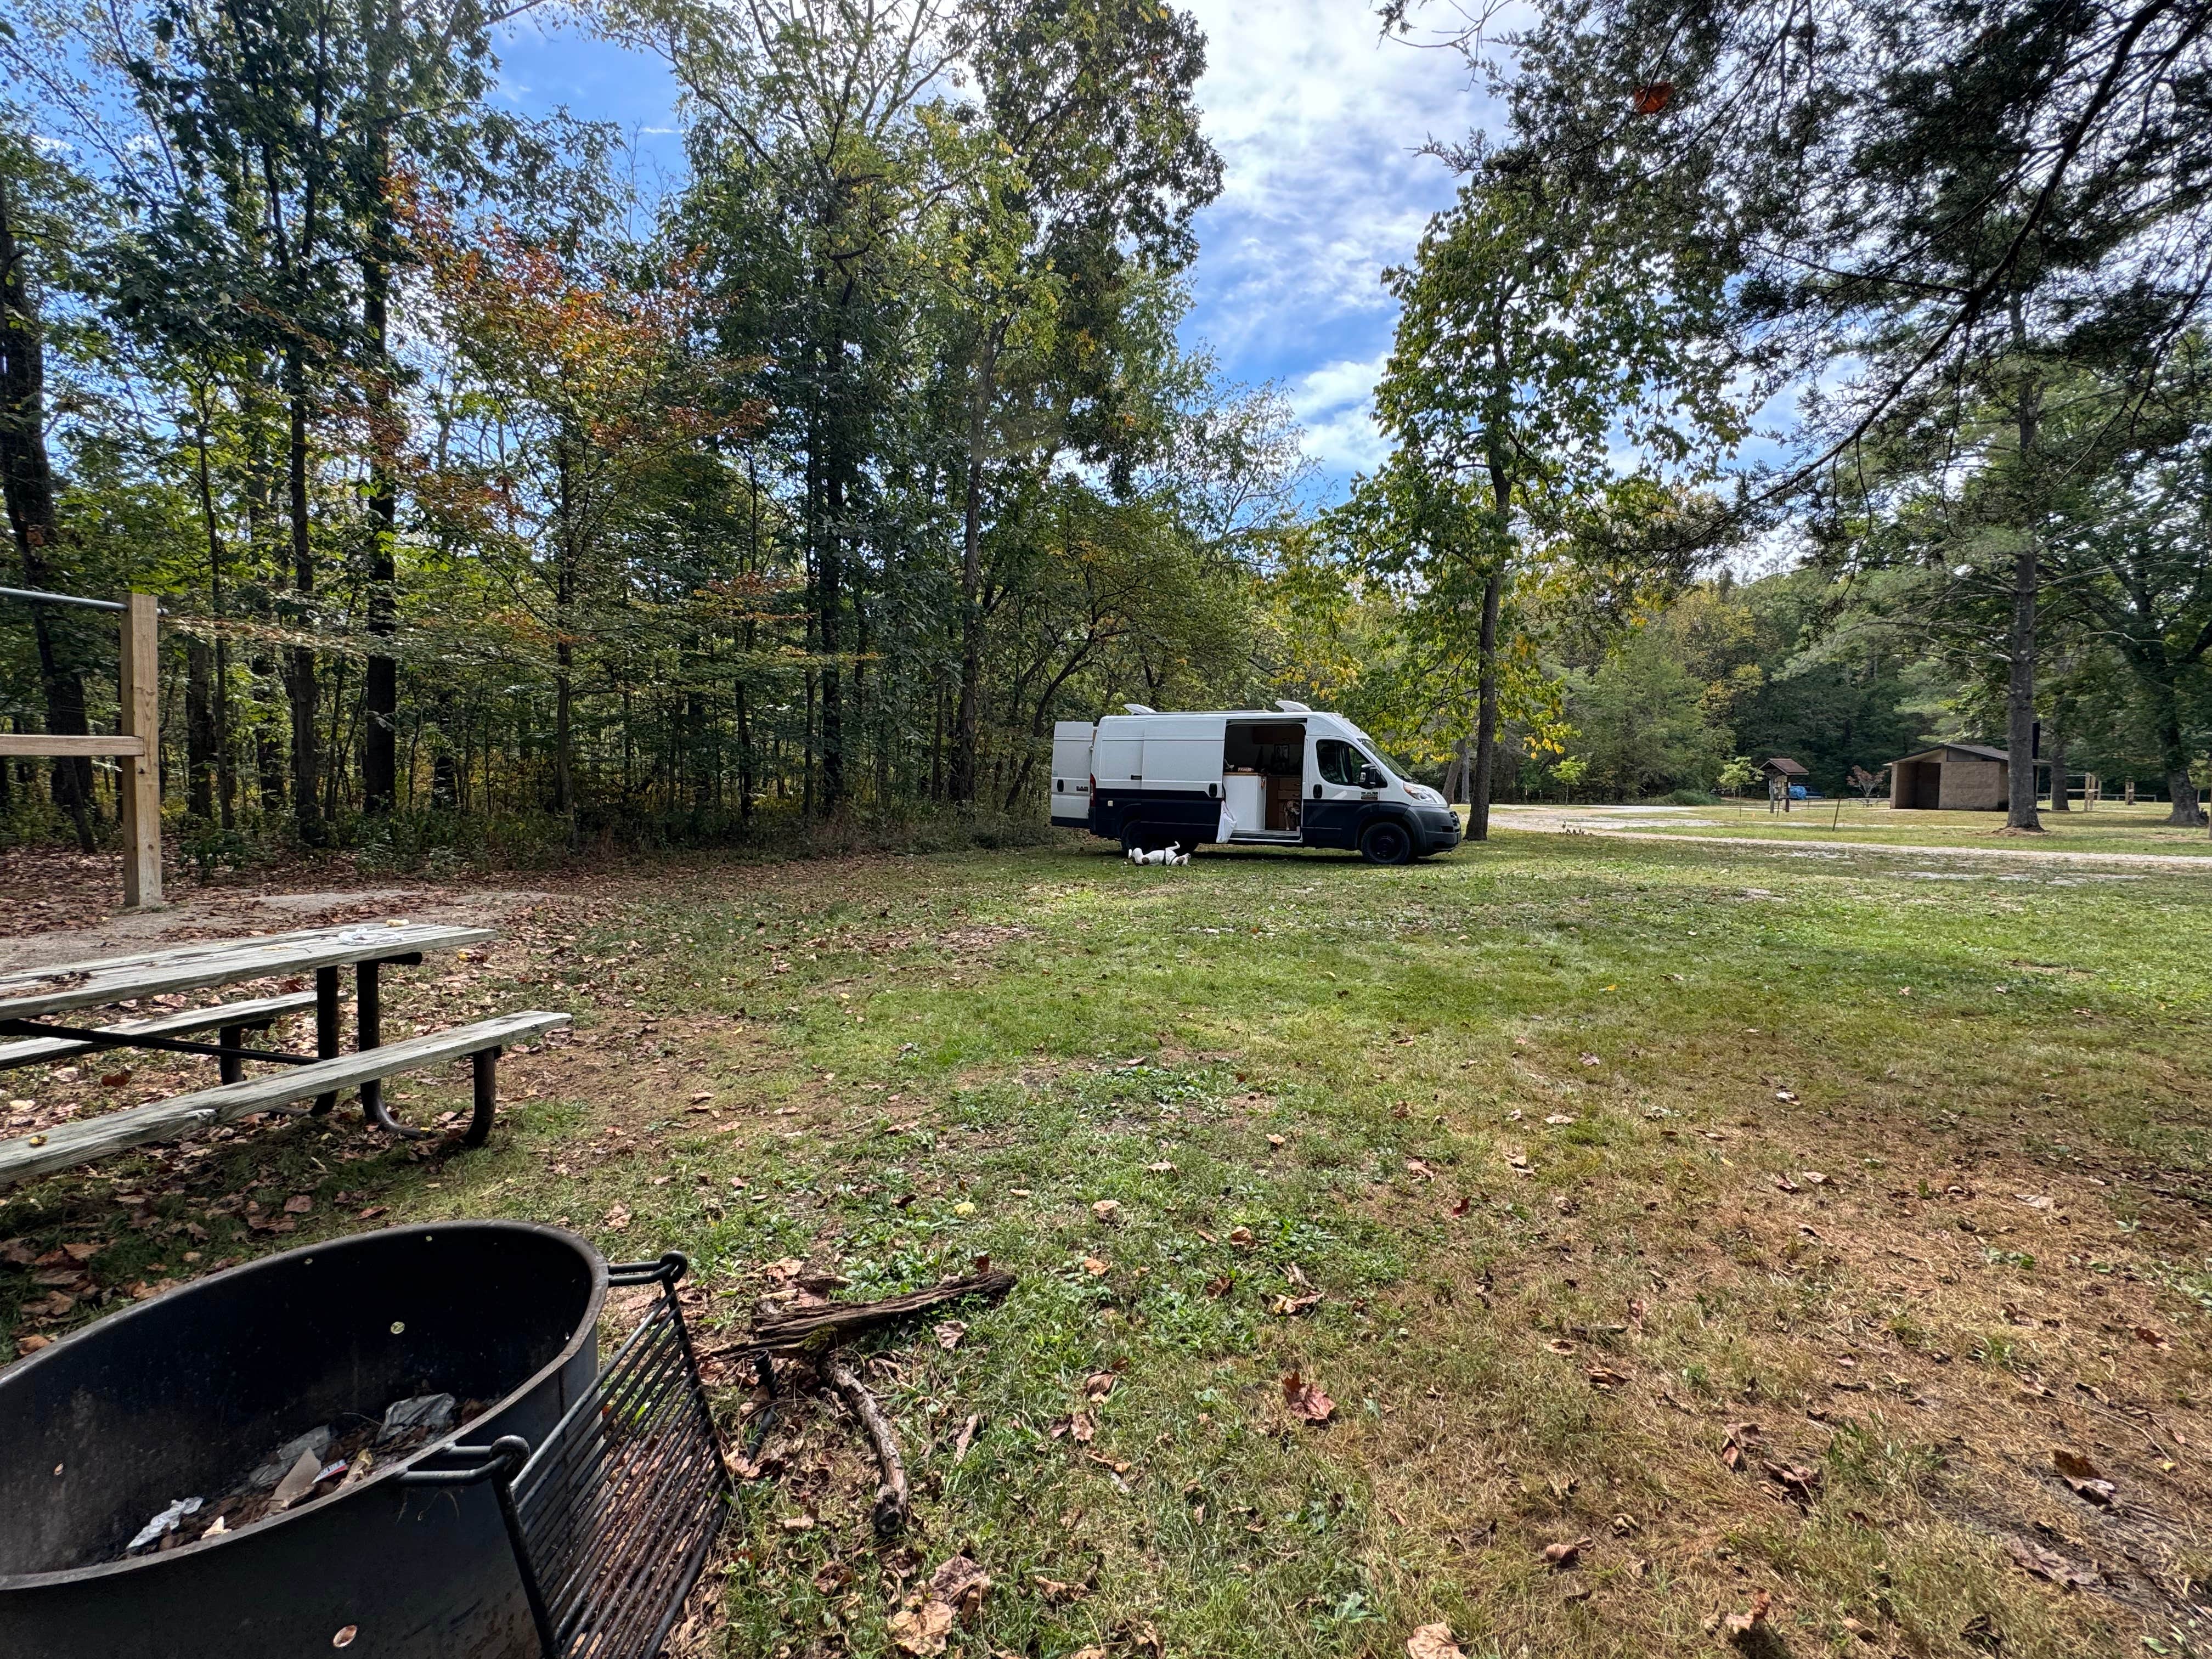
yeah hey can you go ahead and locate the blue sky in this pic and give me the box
[490,1,1498,500]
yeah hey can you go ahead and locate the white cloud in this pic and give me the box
[1179,0,1510,479]
[1288,352,1392,472]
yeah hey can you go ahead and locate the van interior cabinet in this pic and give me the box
[1222,771,1265,830]
[1267,775,1302,831]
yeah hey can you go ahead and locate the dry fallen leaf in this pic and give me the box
[1542,1536,1591,1569]
[1227,1226,1256,1248]
[1720,1422,1762,1471]
[602,1203,631,1233]
[1270,1292,1323,1317]
[886,1599,955,1656]
[1722,1589,1772,1643]
[934,1321,966,1351]
[1084,1370,1118,1399]
[1092,1199,1122,1222]
[1080,1256,1109,1276]
[284,1194,313,1215]
[1586,1367,1628,1391]
[953,1413,980,1463]
[1406,1623,1466,1659]
[2004,1534,2097,1590]
[928,1554,991,1622]
[2053,1447,2117,1506]
[1280,1372,1336,1423]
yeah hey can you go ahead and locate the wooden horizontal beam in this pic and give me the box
[0,733,146,759]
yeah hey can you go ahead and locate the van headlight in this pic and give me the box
[1408,784,1445,806]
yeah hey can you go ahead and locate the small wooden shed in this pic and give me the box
[1889,742,2008,810]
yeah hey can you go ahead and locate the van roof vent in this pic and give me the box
[1275,699,1312,714]
[1122,702,1156,714]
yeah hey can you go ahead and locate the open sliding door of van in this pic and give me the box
[1050,722,1095,826]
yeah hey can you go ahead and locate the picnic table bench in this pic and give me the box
[0,923,568,1189]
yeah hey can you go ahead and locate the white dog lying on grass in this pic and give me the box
[1127,843,1192,866]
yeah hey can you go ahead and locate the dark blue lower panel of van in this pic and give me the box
[1090,788,1217,847]
[1090,791,1460,856]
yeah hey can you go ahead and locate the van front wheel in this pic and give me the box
[1359,820,1414,865]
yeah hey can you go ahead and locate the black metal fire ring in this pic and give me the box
[0,1218,611,1595]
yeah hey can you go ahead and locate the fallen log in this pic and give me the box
[743,1266,1016,1355]
[822,1352,909,1540]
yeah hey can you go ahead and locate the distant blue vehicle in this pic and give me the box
[1787,783,1825,800]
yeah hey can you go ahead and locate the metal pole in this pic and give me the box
[0,585,127,612]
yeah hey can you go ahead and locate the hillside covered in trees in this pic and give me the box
[4,0,2210,858]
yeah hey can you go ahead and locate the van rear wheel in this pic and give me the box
[1359,820,1414,865]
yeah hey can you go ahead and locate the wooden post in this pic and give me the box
[117,592,162,908]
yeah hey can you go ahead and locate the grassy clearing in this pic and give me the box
[5,832,2212,1657]
[1520,799,2212,857]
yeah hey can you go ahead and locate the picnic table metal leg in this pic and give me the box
[312,967,341,1115]
[466,1048,500,1147]
[357,958,432,1141]
[218,1026,244,1085]
[358,958,382,1122]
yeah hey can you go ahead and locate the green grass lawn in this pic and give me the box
[7,831,2212,1657]
[1525,798,2212,856]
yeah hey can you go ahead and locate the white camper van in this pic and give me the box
[1049,702,1463,864]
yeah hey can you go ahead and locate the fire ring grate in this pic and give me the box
[410,1252,734,1659]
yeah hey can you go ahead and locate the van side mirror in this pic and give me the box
[1359,764,1385,789]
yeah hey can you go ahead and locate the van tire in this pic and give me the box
[1359,820,1414,865]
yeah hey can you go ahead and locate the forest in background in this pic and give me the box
[4,0,2210,866]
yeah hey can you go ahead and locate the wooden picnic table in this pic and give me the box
[0,922,495,1137]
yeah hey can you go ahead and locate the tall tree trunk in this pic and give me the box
[0,172,95,850]
[2005,308,2041,832]
[735,675,753,823]
[1470,568,1502,842]
[189,375,236,828]
[2147,674,2206,826]
[951,331,997,806]
[185,637,217,819]
[284,342,326,845]
[2045,721,2067,811]
[359,140,399,816]
[551,441,578,833]
[820,466,844,811]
